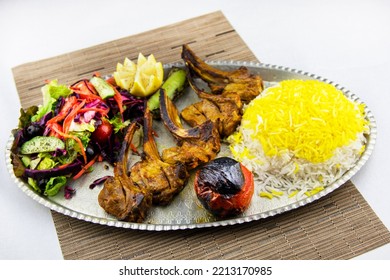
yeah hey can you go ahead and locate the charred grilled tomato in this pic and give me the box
[194,157,254,218]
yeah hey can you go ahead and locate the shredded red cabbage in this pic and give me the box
[23,159,82,180]
[64,186,76,199]
[89,176,111,189]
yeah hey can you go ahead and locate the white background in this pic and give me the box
[0,0,389,259]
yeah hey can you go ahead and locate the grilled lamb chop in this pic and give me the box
[181,44,263,103]
[159,89,221,170]
[180,44,263,138]
[98,122,152,222]
[130,106,189,206]
[181,70,242,137]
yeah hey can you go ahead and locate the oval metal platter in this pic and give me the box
[5,61,377,231]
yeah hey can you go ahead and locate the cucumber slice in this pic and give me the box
[20,136,65,155]
[90,76,115,99]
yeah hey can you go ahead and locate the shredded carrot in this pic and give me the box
[48,123,63,138]
[57,162,72,169]
[50,125,87,163]
[105,76,116,86]
[63,99,86,134]
[77,107,109,116]
[72,155,98,180]
[47,96,78,125]
[70,80,102,101]
[110,84,124,117]
[72,91,102,101]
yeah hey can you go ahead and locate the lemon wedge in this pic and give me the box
[113,58,136,91]
[113,53,163,97]
[132,53,163,97]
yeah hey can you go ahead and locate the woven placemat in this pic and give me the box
[51,181,389,259]
[12,11,389,260]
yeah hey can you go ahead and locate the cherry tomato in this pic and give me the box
[92,120,113,146]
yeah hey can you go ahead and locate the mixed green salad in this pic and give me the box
[10,76,145,198]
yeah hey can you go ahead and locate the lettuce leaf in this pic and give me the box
[47,80,72,99]
[68,119,96,133]
[37,157,56,170]
[70,131,91,150]
[28,177,40,193]
[31,80,71,122]
[18,106,38,128]
[109,114,130,133]
[44,176,67,196]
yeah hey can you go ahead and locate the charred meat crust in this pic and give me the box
[98,123,152,222]
[130,104,189,206]
[180,44,263,139]
[159,89,220,170]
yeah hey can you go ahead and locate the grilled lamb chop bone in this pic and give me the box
[181,44,263,103]
[159,88,221,170]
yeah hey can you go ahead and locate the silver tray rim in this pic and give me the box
[5,60,377,231]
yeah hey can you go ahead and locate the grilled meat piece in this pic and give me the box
[130,106,189,206]
[181,44,263,103]
[159,89,221,170]
[180,44,263,138]
[98,123,152,222]
[181,70,242,137]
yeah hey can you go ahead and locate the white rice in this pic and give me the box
[228,80,369,199]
